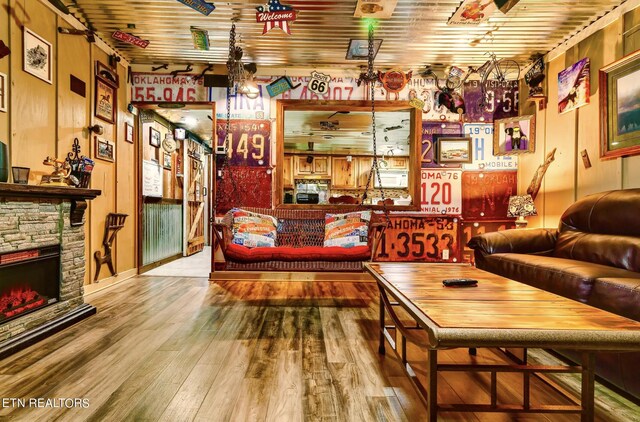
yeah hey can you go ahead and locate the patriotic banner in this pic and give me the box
[256,1,297,35]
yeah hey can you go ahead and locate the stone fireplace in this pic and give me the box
[0,184,100,358]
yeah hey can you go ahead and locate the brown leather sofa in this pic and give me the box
[468,188,640,400]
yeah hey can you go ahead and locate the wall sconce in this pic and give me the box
[88,124,104,135]
[58,27,95,43]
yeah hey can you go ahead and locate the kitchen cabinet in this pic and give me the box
[331,157,357,189]
[356,157,374,189]
[294,155,330,176]
[388,156,409,169]
[283,155,294,188]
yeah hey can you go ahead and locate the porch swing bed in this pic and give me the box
[214,207,386,272]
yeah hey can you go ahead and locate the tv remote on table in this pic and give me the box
[442,278,478,287]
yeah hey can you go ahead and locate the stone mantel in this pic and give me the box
[0,183,101,226]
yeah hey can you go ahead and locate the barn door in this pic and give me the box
[186,140,206,256]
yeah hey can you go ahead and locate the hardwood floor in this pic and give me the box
[0,275,638,421]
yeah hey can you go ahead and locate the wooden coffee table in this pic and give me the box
[364,263,640,422]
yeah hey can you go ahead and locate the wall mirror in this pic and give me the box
[275,100,421,210]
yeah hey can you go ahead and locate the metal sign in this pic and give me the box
[448,0,497,25]
[176,0,215,16]
[131,72,209,102]
[462,123,517,170]
[256,1,297,35]
[215,120,271,167]
[420,169,462,215]
[463,80,519,122]
[461,170,517,220]
[374,215,460,263]
[266,76,300,97]
[308,71,331,95]
[112,31,149,48]
[190,27,210,51]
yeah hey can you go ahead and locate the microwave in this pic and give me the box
[374,170,409,188]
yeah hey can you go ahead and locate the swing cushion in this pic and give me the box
[324,211,371,248]
[231,208,278,248]
[225,244,371,263]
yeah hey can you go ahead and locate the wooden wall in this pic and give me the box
[1,0,136,285]
[519,7,640,229]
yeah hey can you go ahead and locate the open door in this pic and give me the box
[186,139,206,256]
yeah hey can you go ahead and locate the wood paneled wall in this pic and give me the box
[1,0,136,285]
[518,7,640,229]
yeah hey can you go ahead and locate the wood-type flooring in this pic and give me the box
[0,275,638,421]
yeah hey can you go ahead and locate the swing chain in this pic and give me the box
[360,22,391,223]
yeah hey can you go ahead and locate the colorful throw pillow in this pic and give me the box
[231,208,277,248]
[324,211,371,248]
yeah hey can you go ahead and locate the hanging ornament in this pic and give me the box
[162,132,177,154]
[378,69,412,100]
[112,31,149,48]
[256,0,297,35]
[176,0,215,16]
[308,71,331,95]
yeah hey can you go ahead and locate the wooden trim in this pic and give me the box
[0,184,101,199]
[83,268,138,296]
[210,271,374,282]
[139,252,183,274]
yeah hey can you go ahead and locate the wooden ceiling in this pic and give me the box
[68,0,628,69]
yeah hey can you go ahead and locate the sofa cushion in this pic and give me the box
[324,211,371,248]
[588,277,640,321]
[554,230,640,273]
[478,254,638,303]
[225,244,371,263]
[231,208,278,248]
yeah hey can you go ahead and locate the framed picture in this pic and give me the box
[95,61,119,88]
[0,72,6,113]
[95,77,116,123]
[163,153,172,170]
[493,115,536,155]
[436,137,472,164]
[558,58,590,114]
[23,27,52,84]
[149,127,161,147]
[95,136,115,162]
[125,122,134,143]
[600,49,640,159]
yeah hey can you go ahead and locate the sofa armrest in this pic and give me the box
[467,228,558,256]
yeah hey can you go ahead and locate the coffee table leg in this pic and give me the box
[427,349,438,421]
[378,293,386,355]
[581,352,595,422]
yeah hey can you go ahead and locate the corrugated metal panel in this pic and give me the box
[142,201,183,265]
[69,0,628,68]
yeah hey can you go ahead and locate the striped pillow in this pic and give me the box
[324,211,371,248]
[231,208,277,248]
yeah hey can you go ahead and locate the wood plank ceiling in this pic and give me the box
[68,0,628,69]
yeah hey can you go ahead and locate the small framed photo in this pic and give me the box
[163,153,172,170]
[600,49,640,159]
[95,77,116,123]
[493,115,536,155]
[95,61,119,88]
[95,136,115,162]
[149,127,161,147]
[125,122,134,143]
[0,72,7,112]
[23,27,52,84]
[436,137,472,164]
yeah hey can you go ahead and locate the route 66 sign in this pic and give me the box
[308,71,330,95]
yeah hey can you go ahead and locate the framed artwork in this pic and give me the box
[95,136,115,162]
[600,49,640,159]
[95,61,119,88]
[149,127,161,147]
[436,137,472,164]
[558,57,590,114]
[0,72,6,112]
[125,122,134,143]
[493,115,535,155]
[23,28,52,84]
[163,153,172,170]
[95,77,116,123]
